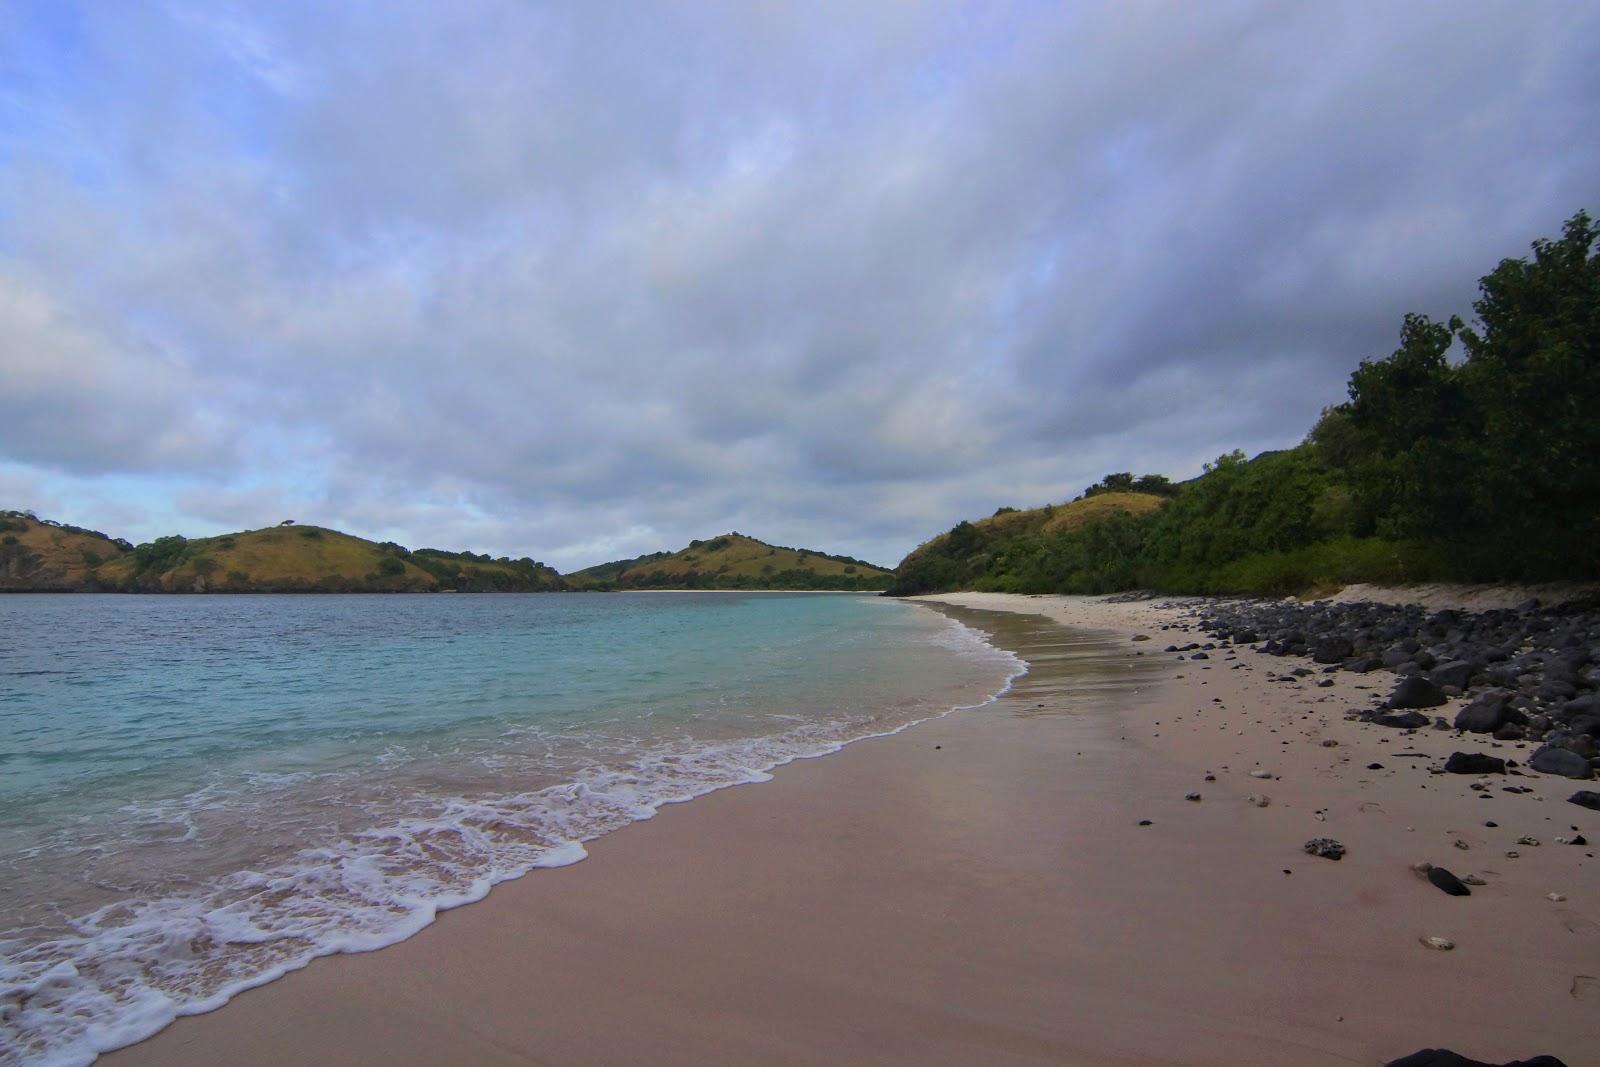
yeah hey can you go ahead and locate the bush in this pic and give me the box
[377,556,407,577]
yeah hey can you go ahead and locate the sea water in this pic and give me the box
[0,592,1020,1065]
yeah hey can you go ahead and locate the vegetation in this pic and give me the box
[0,510,131,591]
[887,210,1599,597]
[568,532,893,590]
[26,523,571,593]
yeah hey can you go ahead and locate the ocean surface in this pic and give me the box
[0,592,1020,1066]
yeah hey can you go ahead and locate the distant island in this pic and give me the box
[0,513,892,594]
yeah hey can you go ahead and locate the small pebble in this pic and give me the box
[1246,794,1270,808]
[1138,819,1152,826]
[1484,821,1497,828]
[1304,837,1345,860]
[1516,836,1540,847]
[1462,874,1486,886]
[1185,792,1202,802]
[1250,770,1273,779]
[1548,892,1566,902]
[1419,936,1455,951]
[1505,850,1521,858]
[1453,839,1470,850]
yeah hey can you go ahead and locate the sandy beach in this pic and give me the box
[107,593,1597,1066]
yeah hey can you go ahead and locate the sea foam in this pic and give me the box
[0,602,1022,1067]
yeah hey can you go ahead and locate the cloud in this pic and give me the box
[0,1,1596,567]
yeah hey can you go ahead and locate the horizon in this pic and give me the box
[2,2,1597,572]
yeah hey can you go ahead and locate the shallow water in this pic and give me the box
[0,592,1020,1066]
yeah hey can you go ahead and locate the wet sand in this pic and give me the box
[108,596,1596,1066]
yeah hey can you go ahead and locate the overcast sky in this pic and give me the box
[1,2,1596,571]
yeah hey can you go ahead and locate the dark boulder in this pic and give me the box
[1444,752,1506,775]
[1369,710,1430,729]
[1572,790,1600,812]
[1311,635,1354,664]
[1454,691,1512,734]
[1388,676,1448,709]
[1529,745,1594,779]
[1385,1051,1567,1067]
[1426,867,1471,896]
[1428,660,1477,691]
[1381,647,1412,668]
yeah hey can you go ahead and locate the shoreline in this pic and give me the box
[105,594,1593,1065]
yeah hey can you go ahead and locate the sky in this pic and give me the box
[1,2,1597,572]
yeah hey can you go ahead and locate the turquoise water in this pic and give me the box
[0,592,1019,1065]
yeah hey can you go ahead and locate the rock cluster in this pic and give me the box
[1191,597,1600,780]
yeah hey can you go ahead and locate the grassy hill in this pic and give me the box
[569,532,893,591]
[0,511,131,591]
[885,491,1167,596]
[83,523,565,593]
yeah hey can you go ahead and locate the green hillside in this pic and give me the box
[87,524,565,593]
[888,211,1599,597]
[885,492,1168,596]
[570,532,892,590]
[0,511,131,591]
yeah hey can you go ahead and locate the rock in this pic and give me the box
[1321,739,1339,747]
[1548,892,1567,902]
[1417,936,1455,951]
[1462,874,1486,886]
[1131,634,1151,642]
[1249,770,1273,779]
[1189,651,1208,660]
[1370,710,1431,729]
[1505,850,1521,858]
[1428,660,1476,691]
[1368,762,1385,770]
[1453,839,1470,850]
[1185,792,1201,802]
[1388,676,1449,709]
[1426,867,1471,896]
[1443,752,1506,775]
[1454,691,1513,734]
[1565,790,1600,811]
[1516,836,1540,846]
[1246,794,1270,807]
[1137,819,1153,826]
[1529,745,1594,779]
[1312,635,1354,664]
[1304,837,1345,860]
[1385,1050,1569,1067]
[1492,723,1526,741]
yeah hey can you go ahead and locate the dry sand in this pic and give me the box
[108,594,1598,1066]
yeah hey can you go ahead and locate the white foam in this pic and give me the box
[0,612,1025,1067]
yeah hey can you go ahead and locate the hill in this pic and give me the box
[888,210,1600,598]
[33,521,566,593]
[885,492,1167,596]
[569,533,893,591]
[0,511,132,591]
